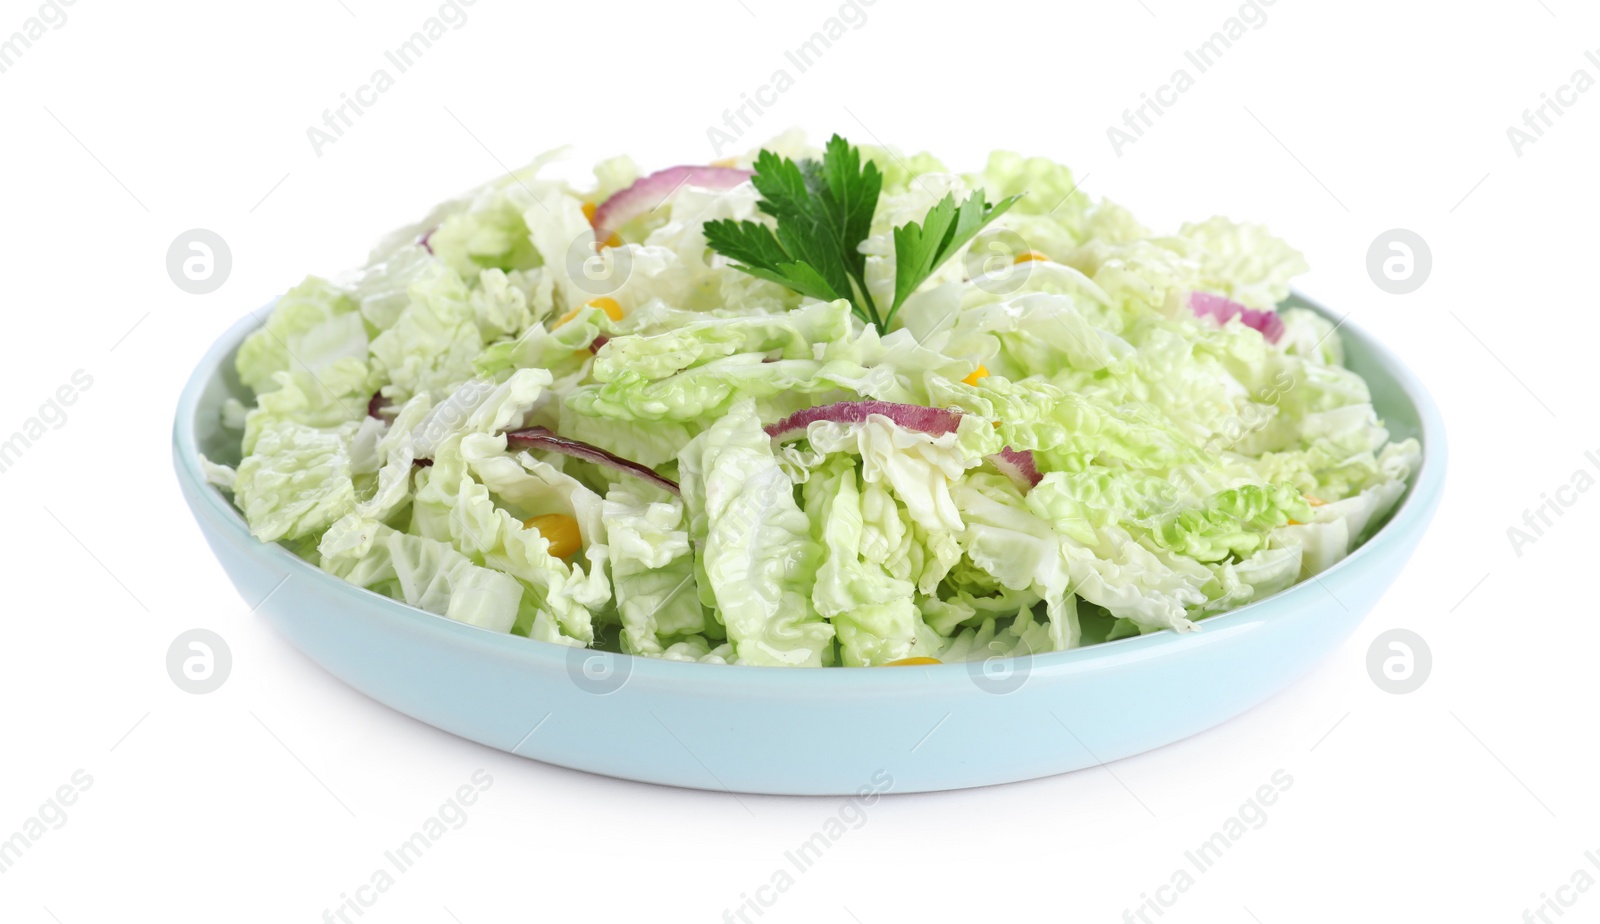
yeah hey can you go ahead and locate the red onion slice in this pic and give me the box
[592,165,753,242]
[505,426,679,495]
[988,447,1043,490]
[1189,291,1285,344]
[765,401,964,442]
[764,400,1041,493]
[419,227,436,255]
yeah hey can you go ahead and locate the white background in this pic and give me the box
[2,0,1595,921]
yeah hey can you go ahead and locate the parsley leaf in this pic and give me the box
[887,187,1020,328]
[704,135,1021,333]
[705,135,883,325]
[697,216,843,305]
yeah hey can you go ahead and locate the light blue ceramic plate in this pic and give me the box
[174,293,1444,795]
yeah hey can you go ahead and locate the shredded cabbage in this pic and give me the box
[209,136,1420,666]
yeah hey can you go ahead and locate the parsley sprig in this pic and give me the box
[704,135,1020,333]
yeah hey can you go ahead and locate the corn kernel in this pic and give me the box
[554,297,624,328]
[961,365,990,386]
[883,657,942,666]
[1013,250,1049,264]
[1305,495,1327,506]
[579,203,622,247]
[710,157,739,167]
[523,513,581,559]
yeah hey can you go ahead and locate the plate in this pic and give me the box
[174,293,1445,795]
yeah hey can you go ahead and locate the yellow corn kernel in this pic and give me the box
[554,297,624,328]
[961,364,990,386]
[579,202,622,247]
[1013,250,1049,264]
[883,657,942,666]
[523,513,581,559]
[710,157,739,167]
[1289,495,1326,526]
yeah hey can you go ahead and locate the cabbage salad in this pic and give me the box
[201,133,1420,667]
